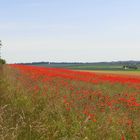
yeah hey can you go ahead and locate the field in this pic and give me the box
[1,64,140,140]
[31,63,140,71]
[78,70,140,77]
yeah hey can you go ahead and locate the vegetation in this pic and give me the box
[0,64,140,139]
[19,61,140,71]
[0,58,6,65]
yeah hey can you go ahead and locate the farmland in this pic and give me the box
[78,70,140,77]
[30,62,140,71]
[1,64,140,140]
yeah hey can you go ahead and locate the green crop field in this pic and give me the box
[31,63,140,72]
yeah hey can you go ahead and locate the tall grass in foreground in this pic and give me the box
[0,65,140,140]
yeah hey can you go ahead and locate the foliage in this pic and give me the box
[0,58,6,64]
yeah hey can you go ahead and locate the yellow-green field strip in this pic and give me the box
[76,70,140,77]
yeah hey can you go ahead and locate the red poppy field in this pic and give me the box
[1,64,140,140]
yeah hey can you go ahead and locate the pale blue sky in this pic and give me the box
[0,0,140,63]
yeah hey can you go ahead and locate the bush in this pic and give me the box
[0,59,6,64]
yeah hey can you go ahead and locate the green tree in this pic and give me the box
[0,58,6,64]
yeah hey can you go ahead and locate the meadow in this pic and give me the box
[0,64,140,140]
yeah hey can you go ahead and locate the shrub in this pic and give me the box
[0,58,6,64]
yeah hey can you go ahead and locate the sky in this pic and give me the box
[0,0,140,63]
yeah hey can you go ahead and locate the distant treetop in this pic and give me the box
[0,58,6,64]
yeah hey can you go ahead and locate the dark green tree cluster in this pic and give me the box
[0,58,6,64]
